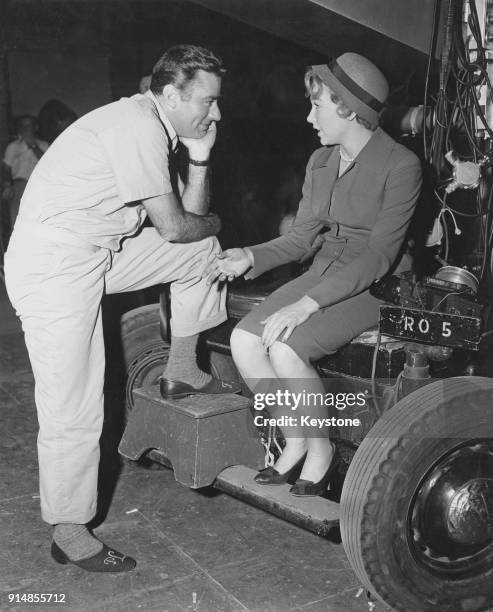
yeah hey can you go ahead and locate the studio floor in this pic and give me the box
[0,280,391,612]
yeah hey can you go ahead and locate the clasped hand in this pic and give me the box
[204,248,252,285]
[204,247,319,348]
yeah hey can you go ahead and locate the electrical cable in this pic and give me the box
[423,0,443,163]
[424,0,493,280]
[370,331,383,418]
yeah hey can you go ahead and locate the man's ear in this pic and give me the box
[161,84,180,109]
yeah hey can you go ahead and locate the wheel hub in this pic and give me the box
[410,441,493,576]
[447,478,493,545]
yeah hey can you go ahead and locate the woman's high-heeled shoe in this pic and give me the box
[254,454,306,485]
[289,450,339,497]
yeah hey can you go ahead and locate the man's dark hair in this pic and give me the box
[38,100,78,143]
[150,44,224,96]
[15,114,37,132]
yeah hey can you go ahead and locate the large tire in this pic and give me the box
[121,303,164,369]
[121,304,169,420]
[340,376,493,612]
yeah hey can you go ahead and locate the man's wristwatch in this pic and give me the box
[188,158,209,167]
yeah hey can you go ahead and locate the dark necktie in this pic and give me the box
[168,139,181,196]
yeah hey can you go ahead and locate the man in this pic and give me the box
[2,115,49,233]
[5,44,239,573]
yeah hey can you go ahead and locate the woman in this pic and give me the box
[207,53,422,496]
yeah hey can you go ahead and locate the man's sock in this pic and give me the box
[53,524,103,561]
[163,334,212,389]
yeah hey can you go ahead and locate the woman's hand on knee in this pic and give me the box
[260,296,319,349]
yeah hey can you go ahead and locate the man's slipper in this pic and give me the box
[51,541,136,572]
[160,377,241,399]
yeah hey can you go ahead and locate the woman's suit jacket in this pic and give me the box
[246,128,423,308]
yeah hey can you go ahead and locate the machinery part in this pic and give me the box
[340,376,493,612]
[370,270,481,309]
[444,151,482,194]
[399,348,431,399]
[434,266,479,294]
[405,342,454,362]
[382,104,433,136]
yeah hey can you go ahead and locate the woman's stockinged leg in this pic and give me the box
[230,328,306,473]
[268,341,335,483]
[230,328,277,383]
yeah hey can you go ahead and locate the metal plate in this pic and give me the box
[379,306,482,350]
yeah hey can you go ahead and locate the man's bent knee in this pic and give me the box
[170,236,222,282]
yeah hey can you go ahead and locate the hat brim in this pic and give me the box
[310,63,381,127]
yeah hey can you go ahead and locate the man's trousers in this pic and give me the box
[5,220,227,524]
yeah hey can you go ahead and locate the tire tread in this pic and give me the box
[341,377,493,611]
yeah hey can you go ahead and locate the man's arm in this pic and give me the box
[142,191,220,243]
[179,122,217,215]
[181,162,209,215]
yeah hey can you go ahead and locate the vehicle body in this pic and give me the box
[118,269,493,612]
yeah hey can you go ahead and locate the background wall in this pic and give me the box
[1,0,430,247]
[8,51,111,118]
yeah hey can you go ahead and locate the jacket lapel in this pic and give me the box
[311,147,339,217]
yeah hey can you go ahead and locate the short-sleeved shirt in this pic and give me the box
[3,138,49,181]
[19,91,177,251]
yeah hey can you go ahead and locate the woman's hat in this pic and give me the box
[310,53,388,127]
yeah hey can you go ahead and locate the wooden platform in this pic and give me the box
[118,384,265,488]
[215,465,340,536]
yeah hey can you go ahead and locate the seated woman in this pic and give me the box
[206,53,422,496]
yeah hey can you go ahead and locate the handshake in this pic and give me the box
[204,247,254,285]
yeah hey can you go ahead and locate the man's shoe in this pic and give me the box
[51,541,136,573]
[160,377,241,399]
